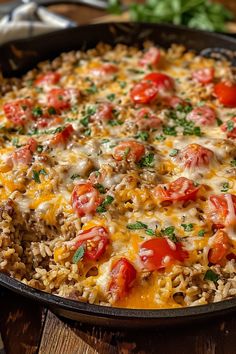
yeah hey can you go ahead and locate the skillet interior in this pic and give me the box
[0,22,236,327]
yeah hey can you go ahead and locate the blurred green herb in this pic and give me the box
[108,0,233,32]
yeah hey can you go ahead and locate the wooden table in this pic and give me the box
[1,1,236,353]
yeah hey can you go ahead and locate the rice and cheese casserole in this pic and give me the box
[0,43,236,309]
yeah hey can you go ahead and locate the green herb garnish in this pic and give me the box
[221,182,230,192]
[227,120,234,132]
[32,169,47,183]
[163,126,177,136]
[169,149,179,157]
[48,106,56,115]
[96,195,114,213]
[127,221,148,230]
[198,229,205,237]
[181,223,194,232]
[32,106,43,117]
[135,131,149,141]
[94,183,106,194]
[72,246,85,263]
[107,93,116,101]
[71,174,80,180]
[138,153,155,168]
[204,269,219,283]
[230,159,236,167]
[145,228,155,236]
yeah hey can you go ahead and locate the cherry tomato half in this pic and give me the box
[109,258,136,301]
[214,82,236,107]
[71,182,102,217]
[178,143,214,169]
[3,98,34,126]
[144,72,174,92]
[130,80,159,104]
[192,68,214,84]
[113,141,145,162]
[209,194,236,227]
[186,105,216,126]
[208,230,230,265]
[35,71,61,86]
[139,47,161,68]
[51,124,74,145]
[139,238,188,271]
[74,226,109,261]
[47,88,79,111]
[136,108,162,129]
[155,177,200,203]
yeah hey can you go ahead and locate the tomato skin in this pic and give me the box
[186,105,216,126]
[144,72,174,92]
[47,88,79,111]
[91,63,118,77]
[221,117,236,139]
[192,68,214,84]
[140,238,188,271]
[130,80,159,104]
[71,182,102,217]
[178,143,214,169]
[209,194,236,227]
[113,141,145,162]
[3,98,34,126]
[109,258,136,301]
[35,72,60,86]
[162,96,186,108]
[91,103,113,122]
[155,177,200,203]
[136,108,162,129]
[11,138,37,165]
[139,47,161,68]
[214,82,236,107]
[51,124,74,145]
[74,226,109,261]
[208,230,230,265]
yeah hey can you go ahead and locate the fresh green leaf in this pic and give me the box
[138,153,155,168]
[221,182,229,192]
[163,126,177,136]
[181,223,194,232]
[96,195,114,213]
[72,246,85,263]
[107,93,116,101]
[227,120,234,132]
[94,183,106,194]
[135,131,149,141]
[145,228,155,236]
[127,221,148,230]
[32,106,43,117]
[204,269,219,283]
[198,229,205,237]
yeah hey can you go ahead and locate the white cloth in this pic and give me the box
[0,2,76,45]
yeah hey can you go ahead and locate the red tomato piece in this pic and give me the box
[37,116,63,129]
[136,108,162,129]
[91,103,113,122]
[221,117,236,139]
[109,258,136,301]
[208,230,230,265]
[139,47,161,68]
[51,124,74,145]
[91,63,118,77]
[11,138,37,165]
[155,177,200,203]
[35,71,60,86]
[186,105,216,126]
[3,98,34,126]
[214,82,236,107]
[192,67,214,84]
[130,80,159,104]
[144,72,174,93]
[178,143,214,169]
[139,238,188,271]
[162,96,186,108]
[209,194,236,227]
[71,182,102,217]
[74,226,109,261]
[113,141,145,162]
[47,88,79,111]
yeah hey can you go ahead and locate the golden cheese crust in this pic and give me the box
[0,43,236,309]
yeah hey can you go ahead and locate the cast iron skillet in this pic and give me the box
[1,22,236,327]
